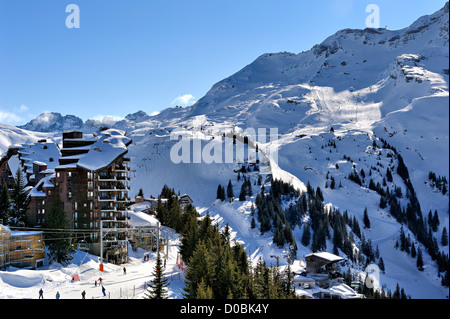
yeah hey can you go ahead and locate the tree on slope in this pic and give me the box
[227,180,234,202]
[363,207,371,229]
[145,253,169,299]
[10,168,29,226]
[44,194,73,265]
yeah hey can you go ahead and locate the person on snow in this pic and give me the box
[81,290,86,299]
[102,285,106,297]
[39,288,44,299]
[123,267,126,275]
[56,292,60,299]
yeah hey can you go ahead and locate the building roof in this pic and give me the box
[305,252,344,263]
[76,129,132,172]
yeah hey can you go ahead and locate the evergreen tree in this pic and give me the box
[250,216,256,229]
[183,241,216,298]
[216,185,226,202]
[239,182,246,201]
[0,182,10,224]
[441,227,448,247]
[378,257,385,273]
[145,253,169,299]
[363,207,371,229]
[9,168,29,226]
[196,278,214,299]
[416,248,424,271]
[330,176,336,189]
[227,180,234,202]
[44,194,73,265]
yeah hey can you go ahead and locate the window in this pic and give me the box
[68,172,72,178]
[68,192,72,199]
[74,212,78,221]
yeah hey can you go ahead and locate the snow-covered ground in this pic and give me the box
[0,228,185,300]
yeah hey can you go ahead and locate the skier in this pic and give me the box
[102,285,106,297]
[38,288,44,299]
[56,291,60,299]
[81,290,86,299]
[123,266,126,275]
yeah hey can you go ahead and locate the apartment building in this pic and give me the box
[2,128,133,265]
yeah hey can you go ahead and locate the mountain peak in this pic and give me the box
[19,112,84,132]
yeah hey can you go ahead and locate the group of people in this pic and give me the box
[38,278,106,299]
[37,262,137,299]
[39,288,89,299]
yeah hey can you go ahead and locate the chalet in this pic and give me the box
[178,194,193,208]
[305,252,344,276]
[0,224,45,269]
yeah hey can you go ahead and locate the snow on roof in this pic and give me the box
[14,141,61,176]
[129,201,153,212]
[10,230,44,237]
[33,161,47,166]
[29,175,55,198]
[7,155,27,184]
[127,210,159,228]
[305,252,344,263]
[76,129,131,172]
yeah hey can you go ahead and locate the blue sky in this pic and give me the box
[0,0,447,125]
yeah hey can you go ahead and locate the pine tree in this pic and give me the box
[378,257,385,273]
[363,207,371,229]
[441,227,448,246]
[196,278,213,299]
[9,168,28,226]
[217,185,226,202]
[182,241,216,298]
[250,216,256,229]
[227,180,234,202]
[44,194,73,265]
[239,182,246,201]
[145,253,169,299]
[416,248,424,271]
[0,182,10,224]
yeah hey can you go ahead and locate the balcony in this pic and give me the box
[98,196,115,202]
[115,196,131,203]
[116,175,130,181]
[98,174,116,182]
[114,165,130,172]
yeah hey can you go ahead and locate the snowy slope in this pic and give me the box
[0,3,448,299]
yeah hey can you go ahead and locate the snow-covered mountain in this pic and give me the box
[1,3,448,299]
[18,112,84,132]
